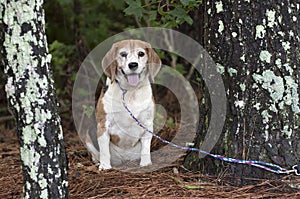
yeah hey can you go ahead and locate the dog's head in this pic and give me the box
[102,40,161,87]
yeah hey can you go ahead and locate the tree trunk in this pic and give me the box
[184,0,300,181]
[0,0,68,198]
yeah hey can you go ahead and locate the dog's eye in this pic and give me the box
[120,52,127,58]
[138,51,145,57]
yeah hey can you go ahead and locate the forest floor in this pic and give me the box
[1,125,300,199]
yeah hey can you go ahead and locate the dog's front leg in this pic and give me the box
[140,134,152,167]
[98,129,112,170]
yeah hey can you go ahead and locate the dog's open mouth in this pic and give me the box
[127,74,140,86]
[121,69,144,86]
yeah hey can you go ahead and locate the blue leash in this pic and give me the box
[118,83,299,175]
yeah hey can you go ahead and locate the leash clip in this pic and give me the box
[117,81,127,94]
[292,163,300,175]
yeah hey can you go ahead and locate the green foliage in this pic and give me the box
[45,0,133,48]
[124,0,144,20]
[49,41,75,75]
[166,117,175,128]
[44,0,135,105]
[124,0,202,28]
[82,105,94,118]
[175,63,188,75]
[48,40,76,98]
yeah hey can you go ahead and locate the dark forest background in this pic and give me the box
[1,0,299,182]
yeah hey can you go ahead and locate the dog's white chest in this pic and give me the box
[103,83,154,149]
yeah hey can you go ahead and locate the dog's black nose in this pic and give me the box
[128,62,138,71]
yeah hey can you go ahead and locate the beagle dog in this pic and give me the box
[85,40,161,170]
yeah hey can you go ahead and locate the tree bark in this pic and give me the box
[184,0,300,181]
[0,0,68,198]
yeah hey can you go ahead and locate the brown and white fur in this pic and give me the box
[85,40,161,170]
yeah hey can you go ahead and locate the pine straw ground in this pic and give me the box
[1,126,299,199]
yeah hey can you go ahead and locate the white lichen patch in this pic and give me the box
[218,20,224,33]
[252,70,284,103]
[253,103,261,110]
[38,174,47,189]
[255,25,266,39]
[282,41,291,51]
[234,100,245,109]
[227,67,237,76]
[5,77,14,97]
[282,125,293,139]
[235,123,240,135]
[20,146,41,182]
[253,69,300,115]
[278,31,285,37]
[269,103,278,113]
[58,125,64,140]
[266,9,276,27]
[40,189,48,199]
[284,76,300,113]
[22,126,37,145]
[207,8,211,14]
[259,50,272,63]
[261,110,272,124]
[292,16,297,22]
[34,108,52,124]
[289,30,295,37]
[37,129,47,147]
[215,1,223,13]
[275,58,282,68]
[240,54,245,62]
[216,63,225,74]
[283,63,293,75]
[264,129,270,142]
[240,83,246,92]
[277,15,282,24]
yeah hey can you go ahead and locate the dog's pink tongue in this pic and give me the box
[127,74,139,86]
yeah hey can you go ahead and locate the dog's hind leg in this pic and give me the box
[84,129,99,163]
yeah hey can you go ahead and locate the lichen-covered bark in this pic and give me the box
[185,0,300,180]
[0,0,68,198]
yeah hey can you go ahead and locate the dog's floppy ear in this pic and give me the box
[146,45,161,82]
[102,43,118,82]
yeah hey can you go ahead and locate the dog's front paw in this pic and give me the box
[140,160,152,167]
[98,163,112,170]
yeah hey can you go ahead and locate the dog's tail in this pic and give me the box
[84,129,100,163]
